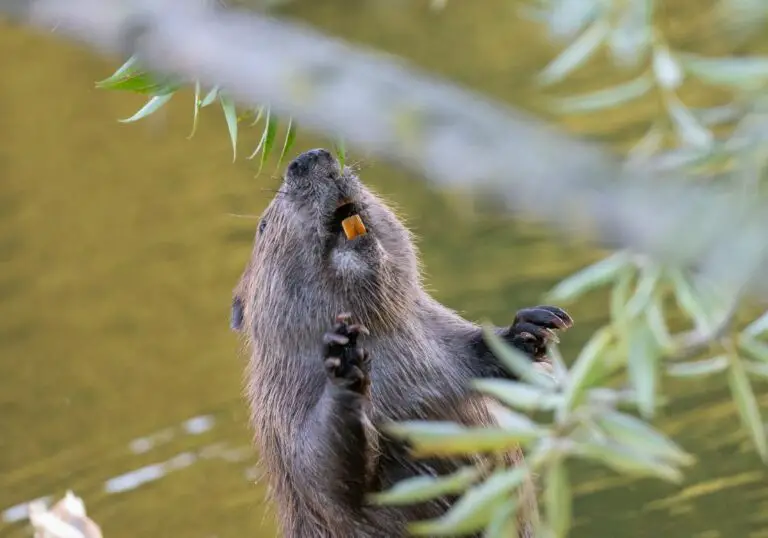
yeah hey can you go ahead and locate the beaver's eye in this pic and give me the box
[258,218,267,235]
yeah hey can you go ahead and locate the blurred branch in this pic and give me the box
[2,0,768,301]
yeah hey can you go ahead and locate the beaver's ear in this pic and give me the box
[230,296,245,331]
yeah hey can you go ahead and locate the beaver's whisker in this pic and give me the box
[260,188,287,197]
[225,212,261,219]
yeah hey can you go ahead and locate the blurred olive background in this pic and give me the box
[1,1,767,537]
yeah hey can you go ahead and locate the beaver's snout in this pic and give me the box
[287,148,336,177]
[282,148,368,243]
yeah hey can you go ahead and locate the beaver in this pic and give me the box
[231,148,573,538]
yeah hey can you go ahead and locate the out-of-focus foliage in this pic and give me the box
[530,0,768,467]
[90,0,768,536]
[375,0,768,536]
[375,330,696,537]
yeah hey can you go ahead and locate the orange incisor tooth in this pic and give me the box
[341,215,367,239]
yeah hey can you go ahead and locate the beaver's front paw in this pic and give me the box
[507,305,573,360]
[323,313,371,394]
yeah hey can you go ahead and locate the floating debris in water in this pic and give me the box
[182,415,215,435]
[1,413,254,531]
[104,451,197,494]
[128,414,216,454]
[128,427,175,454]
[27,491,103,538]
[3,496,52,524]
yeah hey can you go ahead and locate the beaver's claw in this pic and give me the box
[323,313,371,394]
[507,305,573,361]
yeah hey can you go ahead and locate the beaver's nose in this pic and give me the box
[287,148,334,176]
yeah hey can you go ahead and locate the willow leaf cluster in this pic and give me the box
[95,55,347,171]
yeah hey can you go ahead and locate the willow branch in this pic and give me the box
[2,0,768,300]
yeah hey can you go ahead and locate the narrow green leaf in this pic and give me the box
[201,86,219,107]
[645,292,674,351]
[259,111,279,174]
[368,465,482,506]
[666,355,729,378]
[649,146,716,171]
[744,311,768,338]
[277,118,298,168]
[627,122,665,163]
[548,73,653,114]
[157,82,183,97]
[110,55,139,78]
[472,379,560,413]
[546,0,600,39]
[692,103,742,127]
[668,269,713,331]
[610,263,635,326]
[679,53,768,89]
[219,94,239,162]
[587,387,641,408]
[483,501,518,538]
[537,19,610,86]
[96,72,162,93]
[154,83,182,96]
[96,59,181,94]
[247,108,279,172]
[652,45,683,89]
[727,354,768,462]
[607,0,653,67]
[248,108,272,160]
[626,265,662,318]
[548,342,570,384]
[188,81,202,139]
[716,0,768,37]
[744,360,768,379]
[738,337,768,363]
[547,251,633,303]
[334,138,347,168]
[545,460,572,538]
[482,325,556,390]
[95,55,140,87]
[562,326,614,411]
[118,94,174,123]
[596,409,695,466]
[691,276,733,330]
[408,468,528,536]
[573,440,683,483]
[250,105,265,126]
[383,421,543,458]
[489,406,543,436]
[666,96,714,148]
[525,437,558,473]
[628,321,660,419]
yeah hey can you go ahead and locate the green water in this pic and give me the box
[1,1,767,537]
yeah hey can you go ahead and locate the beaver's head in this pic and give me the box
[232,149,421,341]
